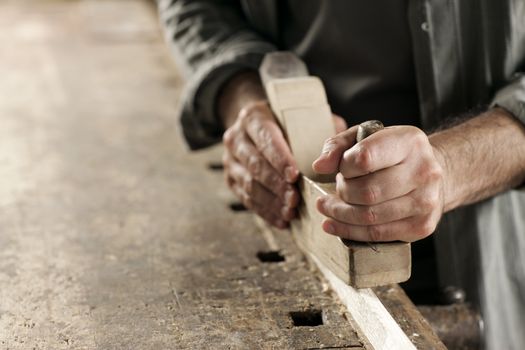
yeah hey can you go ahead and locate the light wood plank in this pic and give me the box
[309,253,417,350]
[281,104,335,181]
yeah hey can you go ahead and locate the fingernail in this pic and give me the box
[321,142,335,155]
[285,166,298,183]
[281,206,290,218]
[316,197,325,211]
[314,152,329,166]
[285,190,294,206]
[324,222,335,234]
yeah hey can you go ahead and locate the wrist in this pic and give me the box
[218,70,267,129]
[428,106,525,212]
[429,139,457,213]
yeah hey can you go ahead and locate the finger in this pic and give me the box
[227,176,253,209]
[229,181,289,228]
[226,133,298,206]
[312,125,359,174]
[317,191,428,226]
[335,165,416,205]
[339,126,425,178]
[227,158,295,222]
[332,115,348,133]
[321,214,436,243]
[243,107,299,183]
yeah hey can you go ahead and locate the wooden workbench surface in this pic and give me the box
[0,1,442,349]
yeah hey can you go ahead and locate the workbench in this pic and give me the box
[0,1,443,348]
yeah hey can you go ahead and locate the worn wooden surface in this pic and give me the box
[258,223,445,350]
[0,1,365,349]
[0,1,443,349]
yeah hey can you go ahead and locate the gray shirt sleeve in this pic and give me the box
[491,73,525,125]
[158,0,276,149]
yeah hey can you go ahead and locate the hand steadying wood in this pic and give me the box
[260,52,410,288]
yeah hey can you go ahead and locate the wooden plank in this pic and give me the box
[260,52,411,288]
[375,285,447,350]
[310,253,416,349]
[281,104,335,181]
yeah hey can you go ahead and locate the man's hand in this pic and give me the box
[222,101,301,228]
[312,126,445,242]
[218,71,348,228]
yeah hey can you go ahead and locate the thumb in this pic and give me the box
[312,125,358,174]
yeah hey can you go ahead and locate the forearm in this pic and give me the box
[218,71,267,129]
[430,107,525,212]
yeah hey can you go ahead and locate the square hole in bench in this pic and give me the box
[289,309,323,327]
[257,250,285,263]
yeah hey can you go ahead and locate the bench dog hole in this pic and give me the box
[207,162,224,171]
[229,202,247,211]
[290,309,323,327]
[256,250,285,263]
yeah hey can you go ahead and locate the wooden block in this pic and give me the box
[259,51,309,86]
[260,52,412,288]
[265,77,328,120]
[281,105,335,181]
[294,176,411,288]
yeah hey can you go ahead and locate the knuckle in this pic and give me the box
[417,218,436,239]
[331,203,343,219]
[360,185,378,205]
[256,130,273,152]
[322,136,343,153]
[410,127,429,146]
[222,128,234,146]
[419,162,443,183]
[417,193,437,213]
[248,155,263,176]
[243,174,254,194]
[338,189,351,204]
[239,101,270,122]
[430,163,444,182]
[352,145,374,173]
[336,181,351,202]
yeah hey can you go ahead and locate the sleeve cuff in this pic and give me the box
[490,73,525,126]
[490,73,525,189]
[180,44,275,150]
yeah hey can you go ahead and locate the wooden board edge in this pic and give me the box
[308,253,417,350]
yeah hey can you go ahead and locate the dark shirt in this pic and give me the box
[280,0,420,127]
